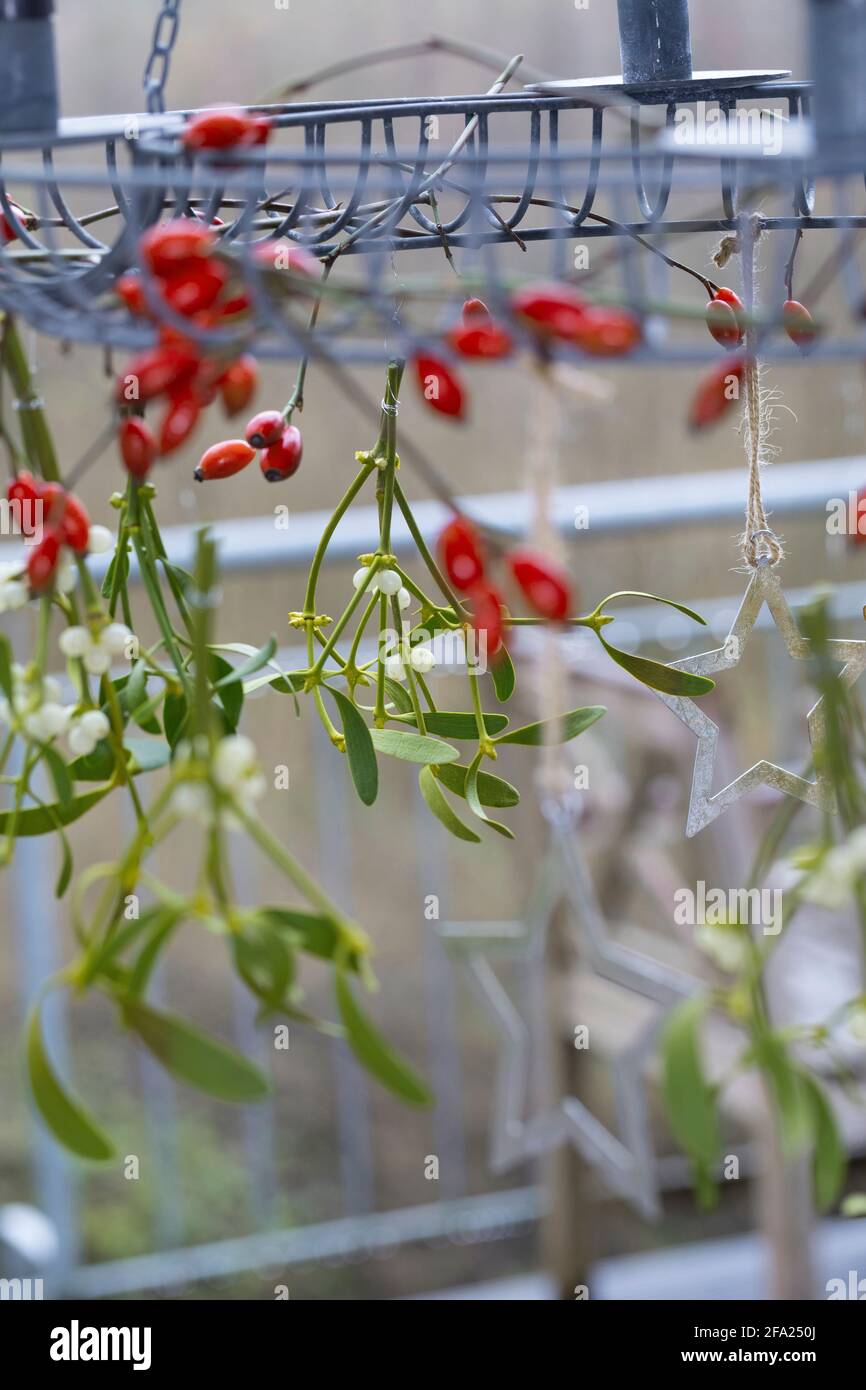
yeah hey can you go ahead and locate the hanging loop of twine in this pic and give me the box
[739,214,783,570]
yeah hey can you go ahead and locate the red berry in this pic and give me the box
[194,439,256,482]
[7,471,40,506]
[116,346,199,403]
[139,219,214,276]
[251,241,321,280]
[507,549,573,621]
[159,389,202,456]
[61,494,90,553]
[183,108,269,151]
[706,287,745,347]
[448,321,513,360]
[116,272,150,316]
[27,531,61,592]
[510,283,587,341]
[260,425,303,482]
[119,418,157,478]
[219,355,258,417]
[414,354,465,419]
[161,258,228,316]
[469,583,504,659]
[783,299,818,353]
[438,516,486,592]
[0,201,31,244]
[688,357,748,432]
[462,297,492,322]
[245,410,285,449]
[574,307,641,357]
[37,482,67,530]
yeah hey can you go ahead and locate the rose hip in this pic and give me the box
[507,550,573,621]
[194,439,256,482]
[413,354,465,419]
[245,410,285,449]
[260,425,303,482]
[439,516,486,592]
[119,418,158,478]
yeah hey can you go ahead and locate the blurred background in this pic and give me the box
[1,0,866,1301]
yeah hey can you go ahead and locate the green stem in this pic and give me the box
[302,460,375,614]
[393,479,465,615]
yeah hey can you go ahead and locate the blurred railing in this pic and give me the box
[4,450,865,1299]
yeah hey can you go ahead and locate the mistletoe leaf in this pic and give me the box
[598,634,714,697]
[595,591,707,626]
[465,753,514,839]
[401,710,508,739]
[27,1004,114,1161]
[418,765,481,842]
[383,676,414,714]
[335,968,431,1106]
[371,729,460,764]
[327,688,378,806]
[661,997,719,1207]
[122,999,271,1102]
[0,632,14,702]
[254,907,364,972]
[43,744,73,807]
[495,705,605,746]
[0,784,112,836]
[434,762,520,808]
[212,636,278,689]
[800,1070,845,1211]
[491,646,516,703]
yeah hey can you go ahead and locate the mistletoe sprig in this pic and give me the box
[0,312,712,1160]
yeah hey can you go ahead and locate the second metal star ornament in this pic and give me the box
[658,564,866,837]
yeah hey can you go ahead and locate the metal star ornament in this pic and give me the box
[658,566,866,837]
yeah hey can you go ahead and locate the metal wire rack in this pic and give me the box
[0,0,865,362]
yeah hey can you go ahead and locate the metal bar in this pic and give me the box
[63,1186,543,1298]
[617,0,692,85]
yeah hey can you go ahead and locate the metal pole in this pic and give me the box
[808,0,866,165]
[0,0,59,134]
[616,0,693,85]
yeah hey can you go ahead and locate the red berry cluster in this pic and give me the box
[6,472,90,593]
[706,285,818,355]
[412,289,642,424]
[115,219,262,475]
[438,514,575,658]
[195,416,302,484]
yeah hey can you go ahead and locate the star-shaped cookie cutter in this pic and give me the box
[658,565,866,837]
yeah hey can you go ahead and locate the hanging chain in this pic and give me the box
[143,0,183,116]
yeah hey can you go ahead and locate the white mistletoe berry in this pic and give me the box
[55,560,78,595]
[213,734,259,791]
[59,625,91,658]
[376,568,402,596]
[352,566,373,591]
[396,586,412,611]
[86,525,113,554]
[384,654,406,682]
[77,709,110,742]
[101,623,133,657]
[82,643,112,675]
[409,644,436,674]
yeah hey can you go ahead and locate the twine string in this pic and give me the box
[739,214,783,570]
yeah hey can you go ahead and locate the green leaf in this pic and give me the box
[465,753,514,839]
[371,728,460,764]
[123,660,148,716]
[123,737,171,774]
[402,710,509,739]
[208,653,243,730]
[213,636,278,689]
[661,997,719,1206]
[418,765,481,842]
[0,784,112,836]
[495,705,605,746]
[327,688,378,806]
[0,632,14,702]
[595,591,708,627]
[26,1004,114,1161]
[54,828,73,899]
[383,676,414,714]
[67,739,114,783]
[122,999,270,1102]
[491,646,516,703]
[335,969,431,1106]
[752,1029,811,1156]
[127,906,184,999]
[254,907,363,971]
[101,543,129,601]
[163,690,188,750]
[434,762,520,808]
[841,1193,866,1218]
[800,1071,845,1211]
[598,634,715,697]
[43,744,73,806]
[233,923,294,1011]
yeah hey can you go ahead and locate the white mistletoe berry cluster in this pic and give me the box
[171,734,266,828]
[59,622,134,675]
[0,664,110,755]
